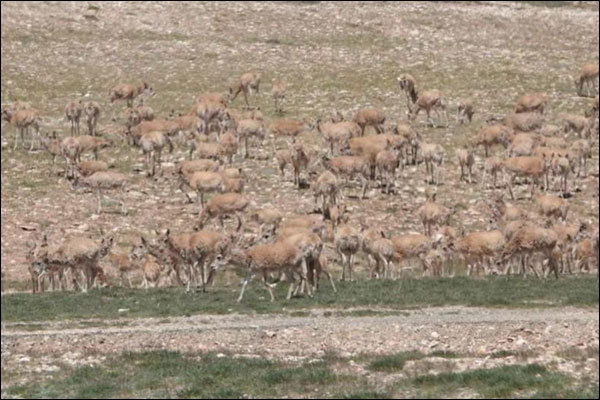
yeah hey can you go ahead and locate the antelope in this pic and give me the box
[316,118,359,156]
[349,134,406,180]
[223,240,311,303]
[481,156,503,190]
[410,90,448,128]
[272,79,286,113]
[535,192,568,222]
[416,192,450,237]
[38,234,114,292]
[76,160,108,177]
[500,225,559,278]
[397,74,418,115]
[375,145,402,194]
[83,101,101,136]
[474,124,513,157]
[178,170,225,208]
[237,118,265,158]
[575,63,599,97]
[129,119,179,146]
[391,233,433,276]
[40,131,62,169]
[109,82,154,107]
[352,108,386,136]
[229,72,261,108]
[457,99,475,124]
[361,227,395,279]
[74,135,113,160]
[504,112,544,133]
[322,154,370,199]
[420,142,444,185]
[456,144,475,183]
[515,93,546,114]
[109,247,139,287]
[72,171,129,215]
[395,122,421,165]
[139,131,174,177]
[195,192,250,232]
[1,106,41,150]
[503,156,547,200]
[65,100,83,136]
[312,170,339,215]
[275,143,311,187]
[451,230,506,276]
[219,131,238,164]
[194,99,227,137]
[269,119,309,148]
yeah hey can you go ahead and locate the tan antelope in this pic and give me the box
[575,63,599,97]
[397,74,418,115]
[72,171,129,215]
[139,131,174,177]
[457,99,475,124]
[83,101,101,136]
[410,90,448,128]
[352,108,386,136]
[109,82,154,107]
[65,100,83,136]
[272,79,286,113]
[1,106,41,150]
[515,93,546,114]
[229,72,261,109]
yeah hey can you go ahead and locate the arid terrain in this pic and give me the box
[1,1,599,398]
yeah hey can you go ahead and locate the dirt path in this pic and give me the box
[3,306,598,358]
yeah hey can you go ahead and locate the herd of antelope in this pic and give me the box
[2,62,599,301]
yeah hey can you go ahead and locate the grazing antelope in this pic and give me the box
[109,82,154,107]
[65,100,83,136]
[229,72,261,109]
[575,63,599,97]
[515,93,546,114]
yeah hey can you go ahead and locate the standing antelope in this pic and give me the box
[65,100,83,136]
[83,101,101,136]
[410,90,448,128]
[397,74,418,115]
[272,79,286,113]
[1,106,41,150]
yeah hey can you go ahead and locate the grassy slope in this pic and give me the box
[2,275,597,322]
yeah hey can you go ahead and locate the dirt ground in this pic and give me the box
[1,1,599,395]
[2,306,599,392]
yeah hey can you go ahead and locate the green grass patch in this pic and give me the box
[367,351,426,372]
[410,364,571,398]
[2,275,598,323]
[3,350,378,399]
